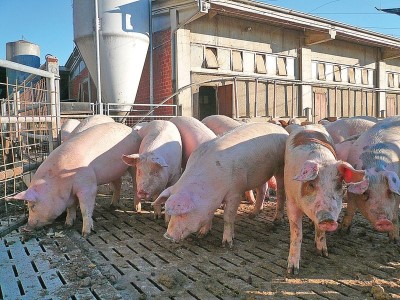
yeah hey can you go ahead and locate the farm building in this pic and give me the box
[1,1,400,299]
[65,0,400,123]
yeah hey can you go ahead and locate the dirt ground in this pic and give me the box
[1,178,399,299]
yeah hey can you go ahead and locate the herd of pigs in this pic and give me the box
[7,113,400,275]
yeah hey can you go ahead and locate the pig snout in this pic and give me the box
[316,211,338,232]
[163,232,180,243]
[374,219,394,232]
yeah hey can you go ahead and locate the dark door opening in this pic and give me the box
[199,86,217,120]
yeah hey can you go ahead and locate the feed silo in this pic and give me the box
[73,0,150,110]
[6,40,40,86]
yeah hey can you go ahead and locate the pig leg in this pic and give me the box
[222,193,242,248]
[286,198,304,275]
[249,183,268,218]
[65,202,78,227]
[76,186,97,238]
[198,220,213,238]
[127,166,141,212]
[340,192,357,233]
[314,226,328,257]
[389,199,399,242]
[273,171,285,224]
[245,190,256,204]
[110,177,122,208]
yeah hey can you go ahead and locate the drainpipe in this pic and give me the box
[94,0,103,115]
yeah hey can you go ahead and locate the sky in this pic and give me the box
[1,0,400,66]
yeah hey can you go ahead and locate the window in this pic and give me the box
[362,69,369,85]
[333,65,341,82]
[204,47,219,69]
[255,54,267,74]
[232,50,243,72]
[277,57,287,76]
[388,73,394,88]
[348,67,356,84]
[317,63,326,80]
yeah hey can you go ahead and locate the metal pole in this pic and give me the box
[149,0,154,107]
[95,0,103,115]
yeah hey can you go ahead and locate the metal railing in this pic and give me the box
[0,58,61,235]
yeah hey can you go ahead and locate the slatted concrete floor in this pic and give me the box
[1,196,399,299]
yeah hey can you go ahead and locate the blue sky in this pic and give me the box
[1,0,400,66]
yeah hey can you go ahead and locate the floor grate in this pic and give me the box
[0,198,399,299]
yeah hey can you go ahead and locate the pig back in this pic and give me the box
[202,115,242,136]
[40,122,141,185]
[183,122,288,190]
[325,118,375,143]
[347,117,400,170]
[170,116,216,166]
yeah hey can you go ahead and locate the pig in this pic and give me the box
[285,123,302,134]
[60,118,80,142]
[285,126,365,274]
[201,115,273,209]
[65,114,134,208]
[201,114,242,136]
[7,122,141,237]
[341,116,400,241]
[152,122,289,247]
[70,114,114,136]
[122,120,182,215]
[170,116,216,168]
[324,117,376,144]
[334,135,360,161]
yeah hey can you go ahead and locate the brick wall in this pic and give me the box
[136,29,174,116]
[69,68,97,103]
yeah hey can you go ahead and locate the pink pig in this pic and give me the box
[341,116,400,241]
[152,122,288,246]
[285,126,365,274]
[60,118,80,143]
[201,114,243,136]
[170,116,216,168]
[324,117,376,144]
[8,122,141,237]
[201,115,275,214]
[122,120,182,214]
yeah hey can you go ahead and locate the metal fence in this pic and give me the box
[0,58,60,236]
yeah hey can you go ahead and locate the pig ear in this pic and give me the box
[122,154,140,166]
[337,161,366,184]
[150,156,168,168]
[152,187,172,206]
[347,179,369,194]
[294,160,319,182]
[165,193,195,216]
[383,170,400,195]
[6,189,38,202]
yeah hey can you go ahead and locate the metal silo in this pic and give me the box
[6,40,40,86]
[73,0,150,111]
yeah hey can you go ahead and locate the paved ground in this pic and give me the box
[0,191,399,299]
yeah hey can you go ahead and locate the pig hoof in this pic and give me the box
[316,248,329,257]
[222,240,234,249]
[287,265,299,275]
[249,213,257,219]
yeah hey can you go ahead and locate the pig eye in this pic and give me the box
[29,203,36,211]
[335,180,343,191]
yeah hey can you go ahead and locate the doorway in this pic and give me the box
[199,86,217,120]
